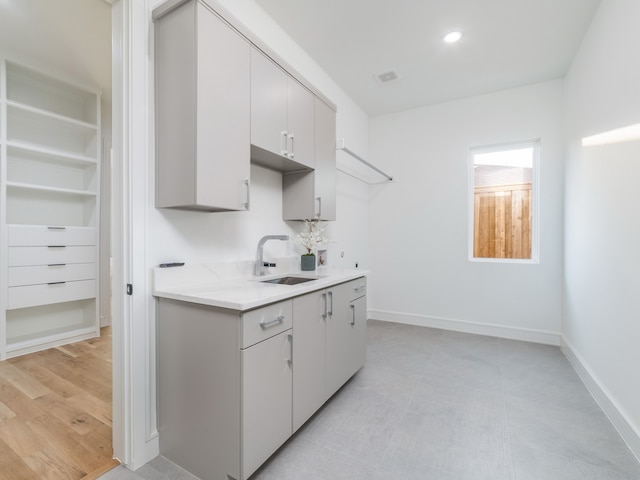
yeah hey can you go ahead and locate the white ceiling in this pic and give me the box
[0,0,111,102]
[255,0,602,116]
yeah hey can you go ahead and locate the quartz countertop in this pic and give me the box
[152,261,367,311]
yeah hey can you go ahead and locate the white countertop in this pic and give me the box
[152,260,367,311]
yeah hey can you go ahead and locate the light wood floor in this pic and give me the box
[0,327,119,480]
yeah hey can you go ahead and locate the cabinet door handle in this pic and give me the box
[281,130,289,156]
[287,334,293,367]
[350,304,356,326]
[288,133,295,158]
[244,178,250,210]
[315,197,322,219]
[260,315,285,329]
[328,291,333,317]
[322,292,328,319]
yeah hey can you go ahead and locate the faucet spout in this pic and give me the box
[255,235,290,276]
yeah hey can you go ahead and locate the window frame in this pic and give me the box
[467,139,540,264]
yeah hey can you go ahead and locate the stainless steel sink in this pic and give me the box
[261,276,317,285]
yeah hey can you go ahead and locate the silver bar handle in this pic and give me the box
[48,281,66,286]
[322,292,328,319]
[354,284,366,293]
[350,304,356,326]
[315,197,322,219]
[288,133,295,158]
[244,178,250,210]
[47,226,66,230]
[281,130,288,156]
[287,334,293,367]
[260,315,285,329]
[328,291,333,317]
[47,245,66,248]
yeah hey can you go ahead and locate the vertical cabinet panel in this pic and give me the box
[286,79,315,168]
[242,329,293,479]
[155,0,250,211]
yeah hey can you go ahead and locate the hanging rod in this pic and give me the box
[336,139,393,183]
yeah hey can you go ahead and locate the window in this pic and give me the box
[469,140,539,262]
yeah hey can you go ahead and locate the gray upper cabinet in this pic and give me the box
[250,49,315,171]
[155,0,251,211]
[283,97,337,220]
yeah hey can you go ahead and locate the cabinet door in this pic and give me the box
[282,99,336,221]
[314,98,337,220]
[286,79,315,168]
[292,291,326,432]
[242,329,293,479]
[250,49,288,156]
[196,4,250,211]
[325,284,354,397]
[348,295,367,378]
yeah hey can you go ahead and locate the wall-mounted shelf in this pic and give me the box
[335,139,393,184]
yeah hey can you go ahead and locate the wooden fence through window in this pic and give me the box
[473,183,532,259]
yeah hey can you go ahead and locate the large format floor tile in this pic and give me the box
[102,320,640,480]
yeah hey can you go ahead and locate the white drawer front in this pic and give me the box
[8,280,96,310]
[242,300,293,348]
[8,246,96,266]
[8,263,96,287]
[8,225,96,246]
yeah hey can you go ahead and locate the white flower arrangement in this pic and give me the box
[293,220,328,255]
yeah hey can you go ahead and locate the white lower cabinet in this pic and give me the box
[157,276,367,480]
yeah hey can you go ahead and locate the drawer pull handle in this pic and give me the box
[47,226,66,230]
[354,284,366,292]
[47,282,66,286]
[260,315,285,329]
[47,264,67,267]
[47,245,67,248]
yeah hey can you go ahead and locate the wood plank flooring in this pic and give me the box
[0,328,119,479]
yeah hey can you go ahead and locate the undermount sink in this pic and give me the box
[261,276,317,285]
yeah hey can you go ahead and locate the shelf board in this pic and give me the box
[6,181,97,197]
[7,141,98,166]
[7,100,98,131]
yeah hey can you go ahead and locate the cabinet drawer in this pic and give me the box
[8,280,96,310]
[8,225,96,246]
[343,277,367,301]
[8,263,96,287]
[242,300,293,348]
[8,246,96,266]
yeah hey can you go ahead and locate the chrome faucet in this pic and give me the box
[255,235,290,276]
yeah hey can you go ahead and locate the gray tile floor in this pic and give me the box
[101,320,640,480]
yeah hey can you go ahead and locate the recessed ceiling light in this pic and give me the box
[443,31,462,44]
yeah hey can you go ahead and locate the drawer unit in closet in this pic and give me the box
[8,246,96,266]
[8,280,96,310]
[8,263,96,287]
[7,225,96,246]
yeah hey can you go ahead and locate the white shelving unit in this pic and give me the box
[0,59,101,359]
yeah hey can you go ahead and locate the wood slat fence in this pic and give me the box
[473,183,532,259]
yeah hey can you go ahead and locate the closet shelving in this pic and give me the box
[1,59,101,359]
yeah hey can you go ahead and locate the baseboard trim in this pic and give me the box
[368,309,561,346]
[561,337,640,463]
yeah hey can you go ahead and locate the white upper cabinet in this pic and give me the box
[155,0,251,211]
[250,48,315,171]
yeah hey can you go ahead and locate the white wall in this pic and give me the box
[368,80,565,344]
[563,0,640,457]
